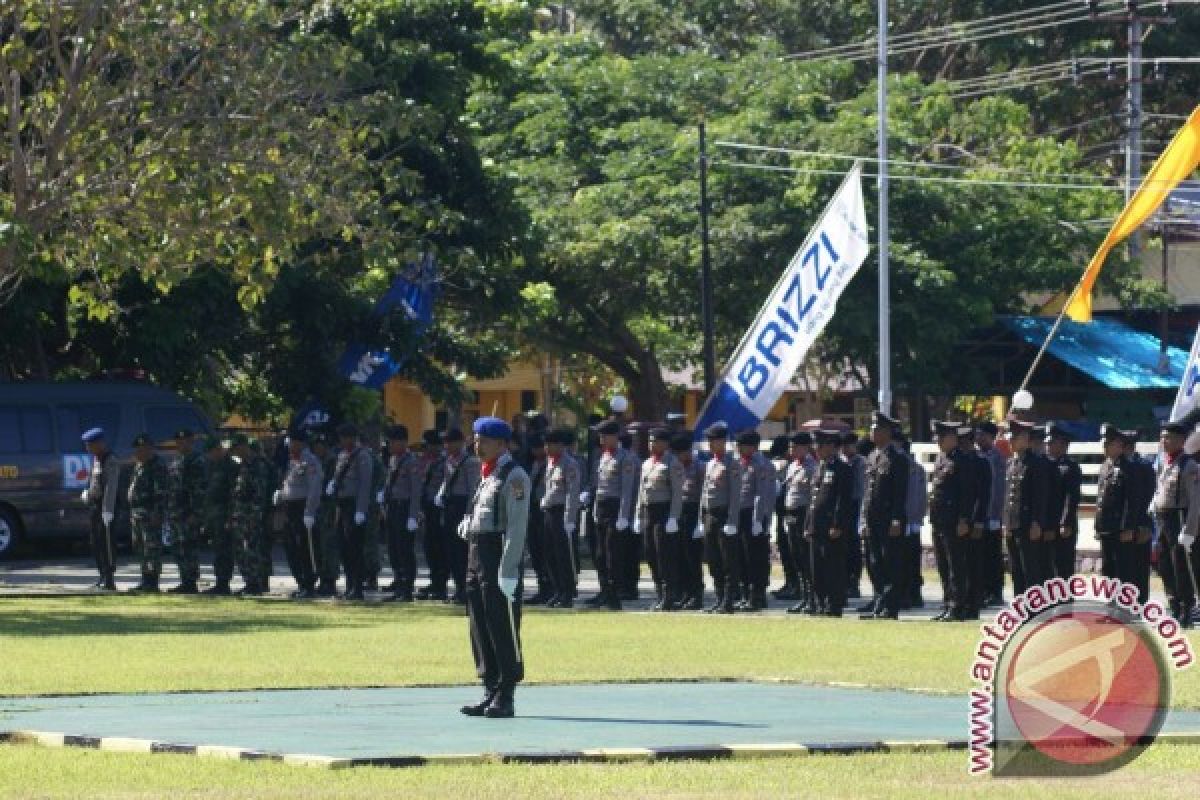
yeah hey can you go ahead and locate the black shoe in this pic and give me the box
[772,583,797,600]
[365,577,379,591]
[91,578,107,590]
[856,600,879,614]
[526,591,552,606]
[877,609,899,620]
[932,608,949,622]
[295,588,317,599]
[235,583,263,597]
[823,608,844,618]
[460,688,497,717]
[128,578,160,594]
[556,597,575,609]
[846,585,862,599]
[716,597,736,614]
[681,597,704,611]
[388,591,414,603]
[605,594,623,611]
[202,582,231,596]
[315,583,336,598]
[344,588,365,601]
[383,582,398,594]
[102,576,118,591]
[585,593,608,607]
[620,588,638,602]
[484,691,515,719]
[909,597,925,609]
[167,581,199,595]
[787,602,807,614]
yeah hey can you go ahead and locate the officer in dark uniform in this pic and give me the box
[806,430,856,616]
[859,412,909,620]
[381,425,423,602]
[82,428,121,590]
[1002,420,1050,593]
[523,434,552,605]
[584,419,637,611]
[458,416,530,719]
[672,433,706,610]
[1044,425,1082,580]
[782,432,817,614]
[928,421,980,621]
[1123,429,1156,603]
[1153,419,1199,626]
[1094,424,1133,583]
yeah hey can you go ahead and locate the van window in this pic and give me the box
[57,404,122,451]
[0,406,54,453]
[144,406,206,444]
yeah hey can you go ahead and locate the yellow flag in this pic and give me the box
[1066,105,1200,322]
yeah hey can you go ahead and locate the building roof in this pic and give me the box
[1001,315,1188,390]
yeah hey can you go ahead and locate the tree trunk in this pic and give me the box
[626,349,669,423]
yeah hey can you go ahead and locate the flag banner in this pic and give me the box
[338,253,439,389]
[1171,324,1200,447]
[1067,105,1200,322]
[693,163,869,437]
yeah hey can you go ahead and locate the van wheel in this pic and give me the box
[0,507,20,559]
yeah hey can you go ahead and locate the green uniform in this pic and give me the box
[258,456,281,585]
[205,453,238,585]
[231,454,271,587]
[169,449,208,584]
[128,454,169,580]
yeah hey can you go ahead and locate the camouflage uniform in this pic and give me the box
[231,453,271,588]
[169,447,208,586]
[204,451,238,588]
[128,453,169,582]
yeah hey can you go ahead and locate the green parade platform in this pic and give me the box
[5,681,1200,768]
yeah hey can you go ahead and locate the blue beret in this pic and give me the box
[472,416,512,440]
[81,427,105,443]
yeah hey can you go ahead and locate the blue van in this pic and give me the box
[0,382,212,558]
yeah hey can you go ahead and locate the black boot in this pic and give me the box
[202,580,231,596]
[168,581,198,595]
[605,585,623,611]
[102,575,118,592]
[315,581,337,598]
[484,687,515,718]
[460,687,497,717]
[129,575,159,593]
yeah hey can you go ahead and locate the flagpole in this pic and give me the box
[1016,281,1086,399]
[877,0,892,415]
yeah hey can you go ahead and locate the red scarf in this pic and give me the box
[481,458,498,479]
[602,447,615,457]
[741,455,751,466]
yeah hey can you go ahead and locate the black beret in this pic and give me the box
[791,431,813,446]
[1100,423,1123,442]
[840,432,859,446]
[736,431,761,447]
[1121,429,1139,444]
[445,428,465,443]
[1163,420,1190,435]
[546,428,575,446]
[132,432,154,448]
[872,411,900,428]
[649,427,671,442]
[1030,425,1046,438]
[976,421,999,436]
[768,436,791,457]
[422,429,442,445]
[336,423,359,438]
[931,420,958,437]
[670,433,693,453]
[703,421,729,439]
[1006,420,1034,436]
[816,429,842,445]
[596,420,620,435]
[386,424,409,441]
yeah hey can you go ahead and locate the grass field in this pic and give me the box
[1,596,1198,798]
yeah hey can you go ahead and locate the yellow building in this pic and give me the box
[383,362,553,435]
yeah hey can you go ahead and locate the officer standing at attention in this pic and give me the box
[1123,429,1156,604]
[166,429,206,594]
[634,428,685,611]
[127,433,169,593]
[1044,425,1082,580]
[416,430,447,599]
[928,421,980,621]
[805,430,856,616]
[380,425,423,602]
[228,434,270,595]
[1002,420,1051,593]
[584,419,637,610]
[1094,423,1134,583]
[700,422,743,614]
[458,416,530,719]
[782,432,817,614]
[200,437,237,595]
[437,428,481,604]
[540,429,582,607]
[975,422,1008,605]
[82,427,120,591]
[523,434,553,605]
[1153,420,1199,627]
[311,433,341,597]
[859,412,909,619]
[841,432,867,600]
[673,433,706,610]
[767,435,797,601]
[735,431,777,611]
[276,430,324,598]
[326,423,373,600]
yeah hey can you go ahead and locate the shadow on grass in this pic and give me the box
[0,597,462,637]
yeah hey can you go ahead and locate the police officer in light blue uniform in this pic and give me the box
[82,427,121,590]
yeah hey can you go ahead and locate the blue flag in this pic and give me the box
[338,254,438,389]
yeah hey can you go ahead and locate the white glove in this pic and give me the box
[375,491,385,505]
[752,519,763,535]
[102,511,114,527]
[325,480,336,497]
[722,523,737,536]
[565,522,576,535]
[694,523,704,538]
[1181,532,1196,550]
[499,576,517,601]
[580,491,591,505]
[272,490,282,507]
[303,515,315,530]
[407,518,418,532]
[632,519,642,534]
[434,494,445,509]
[354,512,365,526]
[457,519,469,539]
[81,489,89,503]
[616,517,629,532]
[666,518,678,534]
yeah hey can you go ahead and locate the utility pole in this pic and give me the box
[1126,9,1143,261]
[877,0,892,415]
[699,119,716,398]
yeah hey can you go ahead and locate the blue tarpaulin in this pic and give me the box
[1002,315,1188,390]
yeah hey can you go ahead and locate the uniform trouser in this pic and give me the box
[776,512,797,585]
[422,499,448,591]
[1099,533,1119,579]
[1006,530,1027,594]
[931,526,952,605]
[173,514,201,584]
[465,532,524,690]
[784,509,811,602]
[131,512,163,579]
[542,505,576,598]
[739,509,771,594]
[1013,528,1052,589]
[526,507,550,593]
[1157,533,1178,605]
[648,503,684,602]
[386,500,417,594]
[284,500,318,591]
[908,535,924,602]
[703,508,731,599]
[259,511,275,584]
[1158,511,1194,611]
[231,511,262,584]
[846,507,863,589]
[1118,535,1152,605]
[812,529,847,612]
[317,508,340,586]
[643,510,660,593]
[679,502,703,599]
[986,530,1005,597]
[89,508,117,578]
[938,525,973,612]
[869,523,908,614]
[1053,531,1078,579]
[624,529,643,594]
[445,498,469,594]
[594,498,623,595]
[864,524,885,600]
[209,515,234,584]
[336,499,366,592]
[364,507,382,583]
